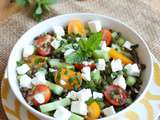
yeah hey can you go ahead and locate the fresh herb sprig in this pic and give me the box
[15,0,57,21]
[65,32,102,64]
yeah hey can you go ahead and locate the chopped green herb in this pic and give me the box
[16,60,24,67]
[34,58,43,64]
[68,77,75,83]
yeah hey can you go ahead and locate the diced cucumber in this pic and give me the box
[111,44,121,52]
[93,50,109,61]
[40,98,71,113]
[126,76,136,86]
[46,81,63,95]
[69,113,84,120]
[48,59,74,69]
[48,59,60,67]
[111,32,121,43]
[91,70,101,83]
[117,37,126,46]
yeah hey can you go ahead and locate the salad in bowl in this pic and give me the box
[15,18,146,120]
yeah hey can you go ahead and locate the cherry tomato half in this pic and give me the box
[32,84,51,106]
[101,28,112,46]
[103,85,128,106]
[35,34,52,56]
[74,63,96,71]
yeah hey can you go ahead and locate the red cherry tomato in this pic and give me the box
[35,34,52,56]
[32,84,51,106]
[74,63,96,71]
[103,85,128,106]
[101,28,112,46]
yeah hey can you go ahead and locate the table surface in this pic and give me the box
[0,0,160,119]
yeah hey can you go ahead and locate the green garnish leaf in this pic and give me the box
[65,50,86,64]
[78,32,102,55]
[65,32,102,64]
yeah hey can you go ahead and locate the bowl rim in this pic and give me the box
[7,13,153,120]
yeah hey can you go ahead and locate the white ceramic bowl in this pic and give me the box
[7,13,153,120]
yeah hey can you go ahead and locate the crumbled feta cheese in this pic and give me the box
[64,49,75,56]
[52,26,65,36]
[96,59,106,71]
[49,68,57,73]
[102,106,116,116]
[32,71,46,85]
[51,40,61,49]
[16,64,30,74]
[71,101,87,116]
[88,20,102,33]
[82,61,89,66]
[93,91,103,99]
[77,88,92,102]
[33,93,45,104]
[113,75,126,90]
[101,41,111,51]
[76,37,81,41]
[123,41,133,50]
[66,91,78,100]
[81,66,91,81]
[125,64,140,76]
[23,45,35,58]
[60,80,66,85]
[19,74,32,88]
[111,59,123,72]
[54,106,72,120]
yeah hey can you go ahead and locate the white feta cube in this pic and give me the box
[101,41,111,51]
[52,26,65,36]
[93,91,103,99]
[96,59,106,71]
[88,20,102,33]
[81,66,91,81]
[19,74,32,88]
[51,40,61,49]
[82,61,89,66]
[64,49,75,56]
[54,106,72,120]
[16,64,30,74]
[113,75,126,90]
[111,59,123,72]
[71,101,87,116]
[60,80,66,85]
[125,64,140,76]
[32,71,47,85]
[66,91,78,100]
[23,45,35,58]
[123,41,133,50]
[77,88,92,102]
[33,93,45,104]
[102,106,116,116]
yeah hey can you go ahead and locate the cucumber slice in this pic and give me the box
[91,70,101,83]
[93,50,109,61]
[69,113,84,120]
[48,59,74,69]
[40,98,71,113]
[46,81,63,95]
[126,76,136,86]
[117,37,126,46]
